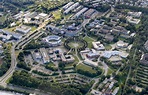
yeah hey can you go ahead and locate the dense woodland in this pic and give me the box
[0,45,11,77]
[10,70,94,95]
[115,5,148,95]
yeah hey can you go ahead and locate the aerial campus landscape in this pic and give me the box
[0,0,148,95]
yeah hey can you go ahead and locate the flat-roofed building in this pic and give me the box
[126,16,140,24]
[0,34,12,42]
[86,50,99,58]
[140,54,148,65]
[92,41,105,50]
[62,2,74,10]
[64,2,79,14]
[128,12,142,18]
[116,40,128,49]
[84,59,98,67]
[34,52,42,59]
[34,13,48,20]
[40,48,50,63]
[112,87,119,95]
[84,9,96,18]
[144,40,148,51]
[13,11,24,20]
[73,7,88,18]
[42,35,61,46]
[16,25,31,34]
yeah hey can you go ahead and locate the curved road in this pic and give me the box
[0,45,16,87]
[0,21,48,87]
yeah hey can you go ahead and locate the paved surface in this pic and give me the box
[0,21,48,88]
[97,57,109,76]
[0,45,16,87]
[122,49,137,95]
[0,5,116,93]
[7,84,54,95]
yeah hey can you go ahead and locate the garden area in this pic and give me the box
[64,37,88,52]
[76,63,102,78]
[83,36,95,48]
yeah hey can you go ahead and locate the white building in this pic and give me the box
[73,7,88,18]
[116,40,128,49]
[84,59,98,67]
[62,2,74,10]
[34,52,42,59]
[128,12,142,18]
[0,34,12,42]
[34,13,48,20]
[64,2,79,14]
[144,40,148,51]
[112,87,119,95]
[102,51,128,59]
[16,25,31,34]
[126,16,140,24]
[42,35,61,46]
[40,48,50,63]
[92,41,105,50]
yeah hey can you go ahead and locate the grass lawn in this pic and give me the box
[31,26,37,32]
[62,38,66,42]
[4,27,16,32]
[76,63,97,74]
[83,36,95,48]
[135,23,141,29]
[87,43,93,48]
[68,41,84,48]
[64,14,72,20]
[65,63,75,68]
[105,44,112,50]
[118,72,126,84]
[15,50,21,57]
[107,68,113,75]
[52,10,62,20]
[6,77,11,83]
[73,55,79,63]
[47,62,55,67]
[0,16,6,23]
[84,36,95,42]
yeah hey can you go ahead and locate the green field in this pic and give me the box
[31,26,37,31]
[0,16,6,23]
[105,44,112,50]
[83,36,95,48]
[84,36,95,42]
[68,41,84,48]
[4,27,16,32]
[52,10,62,20]
[36,0,71,11]
[107,68,113,75]
[76,63,97,73]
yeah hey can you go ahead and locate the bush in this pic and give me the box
[32,70,49,76]
[17,62,31,71]
[45,65,58,71]
[77,69,98,78]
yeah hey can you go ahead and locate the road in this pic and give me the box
[105,6,115,18]
[0,21,48,88]
[122,49,137,95]
[0,5,116,92]
[0,45,16,87]
[16,22,48,49]
[7,84,54,95]
[97,58,109,76]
